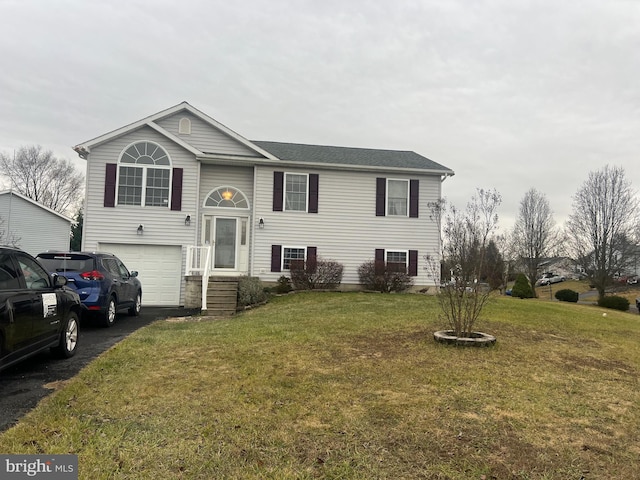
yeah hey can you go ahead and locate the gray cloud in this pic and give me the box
[1,0,638,229]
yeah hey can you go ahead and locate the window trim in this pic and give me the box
[116,141,173,208]
[386,178,410,217]
[282,246,307,271]
[203,186,250,209]
[385,249,409,272]
[284,172,309,212]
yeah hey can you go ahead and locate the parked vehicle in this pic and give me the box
[1,246,81,371]
[537,273,565,286]
[36,252,142,327]
[627,276,638,285]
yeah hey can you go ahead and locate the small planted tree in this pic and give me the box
[429,189,502,339]
[511,273,535,299]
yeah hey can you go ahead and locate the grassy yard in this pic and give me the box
[1,293,639,479]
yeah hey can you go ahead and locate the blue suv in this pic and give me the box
[36,252,142,327]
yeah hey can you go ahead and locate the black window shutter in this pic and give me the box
[104,164,117,207]
[308,174,319,213]
[273,171,284,211]
[306,246,317,274]
[375,248,385,275]
[171,168,183,211]
[409,180,419,218]
[376,178,386,216]
[271,245,282,272]
[409,250,418,276]
[307,246,317,263]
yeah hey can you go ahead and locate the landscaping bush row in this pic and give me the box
[597,295,630,311]
[241,257,416,304]
[555,289,579,303]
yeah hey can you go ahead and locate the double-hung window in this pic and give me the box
[285,173,308,212]
[386,250,408,273]
[387,179,409,216]
[282,247,306,270]
[118,142,171,207]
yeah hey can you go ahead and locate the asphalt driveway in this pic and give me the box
[0,306,198,432]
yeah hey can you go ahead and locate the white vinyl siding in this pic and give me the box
[0,193,72,256]
[252,166,442,287]
[83,126,197,305]
[156,113,260,157]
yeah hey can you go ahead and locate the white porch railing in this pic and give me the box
[186,245,212,311]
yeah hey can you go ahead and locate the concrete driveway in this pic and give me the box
[0,307,198,432]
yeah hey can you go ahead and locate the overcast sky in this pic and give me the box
[1,0,638,230]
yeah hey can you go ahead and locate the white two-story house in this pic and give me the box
[74,102,454,307]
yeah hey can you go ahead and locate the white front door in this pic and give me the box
[204,216,249,274]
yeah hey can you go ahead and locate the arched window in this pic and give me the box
[204,187,249,209]
[118,141,172,207]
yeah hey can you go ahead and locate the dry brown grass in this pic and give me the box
[0,292,638,479]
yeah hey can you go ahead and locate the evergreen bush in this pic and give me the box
[555,289,579,303]
[274,276,292,294]
[511,273,535,298]
[237,276,268,307]
[597,295,630,311]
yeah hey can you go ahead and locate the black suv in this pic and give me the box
[0,246,81,371]
[36,251,142,327]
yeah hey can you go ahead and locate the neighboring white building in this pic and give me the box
[0,190,72,256]
[74,102,454,306]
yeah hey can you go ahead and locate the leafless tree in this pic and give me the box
[566,165,639,300]
[426,188,502,337]
[0,145,84,215]
[511,188,561,295]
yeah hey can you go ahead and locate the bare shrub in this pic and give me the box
[290,258,344,290]
[358,260,414,293]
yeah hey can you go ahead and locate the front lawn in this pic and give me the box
[1,293,638,479]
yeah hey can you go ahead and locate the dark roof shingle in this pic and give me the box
[252,141,453,173]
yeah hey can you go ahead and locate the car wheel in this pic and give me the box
[128,292,142,316]
[53,311,79,358]
[101,296,117,328]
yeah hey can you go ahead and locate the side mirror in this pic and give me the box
[53,274,68,287]
[130,271,139,278]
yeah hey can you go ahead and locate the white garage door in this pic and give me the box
[100,243,183,306]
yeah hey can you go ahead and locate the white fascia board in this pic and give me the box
[180,103,279,161]
[74,101,192,151]
[199,155,455,177]
[74,101,278,161]
[146,122,202,156]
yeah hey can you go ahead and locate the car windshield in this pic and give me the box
[37,254,95,272]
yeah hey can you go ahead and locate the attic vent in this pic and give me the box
[178,117,191,135]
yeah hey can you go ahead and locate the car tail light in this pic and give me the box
[80,270,105,281]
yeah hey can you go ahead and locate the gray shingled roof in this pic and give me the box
[252,141,453,173]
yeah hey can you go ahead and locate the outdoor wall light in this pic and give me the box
[258,218,265,229]
[137,224,144,235]
[185,215,191,226]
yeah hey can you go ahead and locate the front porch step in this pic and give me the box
[205,278,238,316]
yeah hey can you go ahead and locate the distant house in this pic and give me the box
[0,190,72,255]
[73,102,454,307]
[537,257,580,279]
